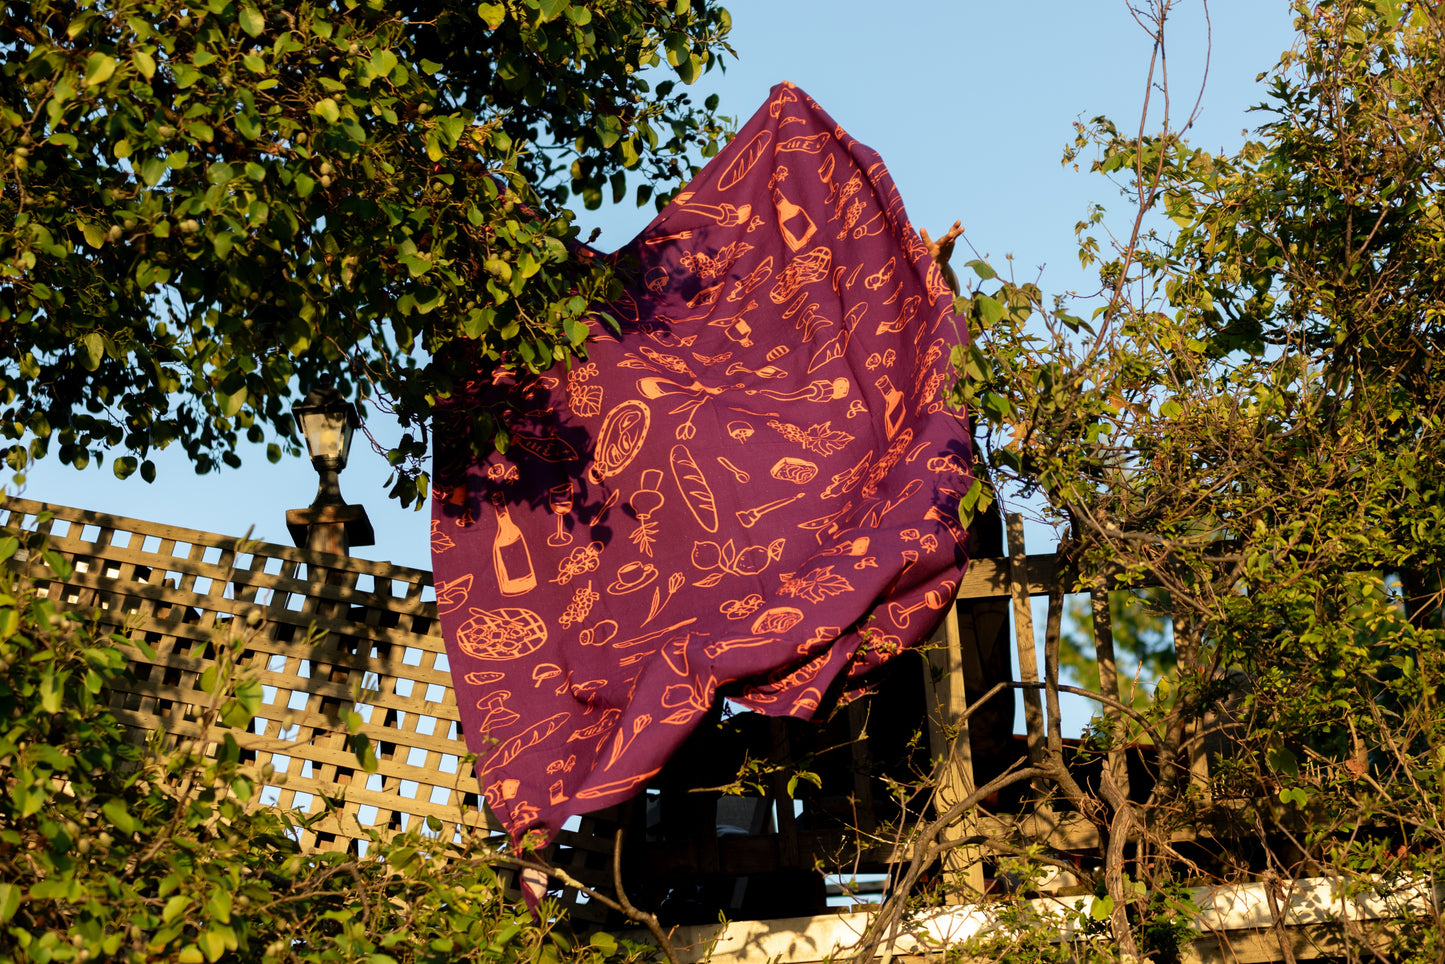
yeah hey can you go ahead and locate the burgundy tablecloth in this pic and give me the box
[432,83,974,850]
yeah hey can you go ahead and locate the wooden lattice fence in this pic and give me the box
[0,496,628,917]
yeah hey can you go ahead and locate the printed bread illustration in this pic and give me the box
[718,129,773,191]
[512,432,580,464]
[777,132,830,153]
[770,457,819,484]
[669,444,719,533]
[751,606,804,635]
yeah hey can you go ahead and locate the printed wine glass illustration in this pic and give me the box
[547,482,574,547]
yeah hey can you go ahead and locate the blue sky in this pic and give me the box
[20,1,1296,575]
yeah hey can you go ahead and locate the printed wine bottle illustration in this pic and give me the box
[491,493,537,596]
[772,190,817,252]
[875,374,905,439]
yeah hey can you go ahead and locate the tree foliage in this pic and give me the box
[0,0,733,502]
[935,0,1445,956]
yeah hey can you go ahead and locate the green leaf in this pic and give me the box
[39,673,62,713]
[219,698,255,730]
[238,6,264,37]
[81,222,107,249]
[314,98,340,124]
[43,550,73,579]
[79,333,104,371]
[476,3,505,29]
[965,259,996,280]
[218,386,248,417]
[16,785,44,818]
[163,894,191,925]
[537,0,569,22]
[67,12,95,39]
[595,114,623,149]
[956,476,994,529]
[974,293,1004,327]
[103,799,136,834]
[83,52,117,86]
[198,930,225,963]
[0,883,19,925]
[1266,746,1299,777]
[132,49,157,80]
[371,49,398,79]
[677,52,702,84]
[173,62,200,88]
[352,732,379,773]
[139,156,167,187]
[664,31,689,67]
[1279,786,1310,806]
[113,456,138,480]
[564,317,589,347]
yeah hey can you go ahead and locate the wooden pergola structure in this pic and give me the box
[2,496,1432,961]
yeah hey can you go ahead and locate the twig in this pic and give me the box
[1010,680,1168,749]
[613,826,679,964]
[848,763,1051,964]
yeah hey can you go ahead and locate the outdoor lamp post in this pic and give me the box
[285,385,375,555]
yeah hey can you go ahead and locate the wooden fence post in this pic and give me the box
[921,596,985,899]
[1091,581,1130,798]
[1007,514,1047,767]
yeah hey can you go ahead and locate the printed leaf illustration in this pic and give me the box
[780,565,854,604]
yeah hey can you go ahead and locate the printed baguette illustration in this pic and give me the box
[669,444,719,533]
